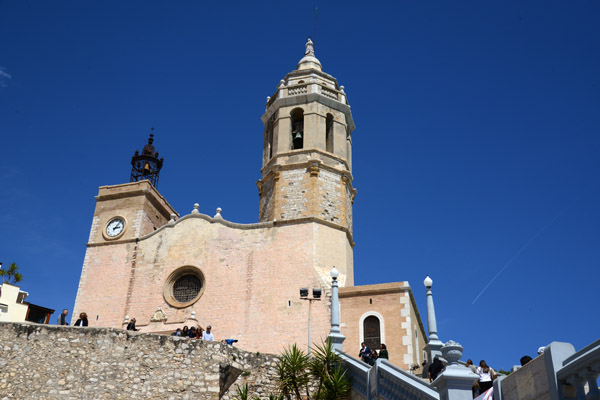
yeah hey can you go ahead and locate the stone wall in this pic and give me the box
[0,322,279,400]
[500,354,550,400]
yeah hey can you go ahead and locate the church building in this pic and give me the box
[73,39,426,370]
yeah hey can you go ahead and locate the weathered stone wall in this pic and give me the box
[0,322,279,400]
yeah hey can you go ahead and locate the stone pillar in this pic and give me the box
[333,120,347,160]
[275,117,291,154]
[424,276,444,365]
[328,267,345,352]
[431,341,479,400]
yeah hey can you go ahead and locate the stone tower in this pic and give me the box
[257,39,356,239]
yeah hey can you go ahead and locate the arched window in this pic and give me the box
[326,114,334,153]
[363,315,381,350]
[291,108,304,150]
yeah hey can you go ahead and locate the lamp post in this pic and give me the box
[424,275,444,367]
[300,287,322,356]
[327,266,345,352]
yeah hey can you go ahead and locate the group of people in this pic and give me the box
[171,324,214,341]
[428,356,497,397]
[358,342,389,365]
[57,309,88,327]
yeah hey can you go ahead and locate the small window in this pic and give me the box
[291,108,304,150]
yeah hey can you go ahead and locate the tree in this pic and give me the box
[0,263,23,285]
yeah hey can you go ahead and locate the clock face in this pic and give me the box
[106,218,125,237]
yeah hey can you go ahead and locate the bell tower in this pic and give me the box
[257,39,356,237]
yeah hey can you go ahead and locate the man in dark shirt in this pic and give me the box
[57,309,69,325]
[428,356,444,382]
[359,342,372,365]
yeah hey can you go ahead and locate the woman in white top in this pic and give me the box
[477,360,496,395]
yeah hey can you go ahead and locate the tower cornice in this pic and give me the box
[260,148,352,175]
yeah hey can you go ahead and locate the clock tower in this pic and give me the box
[73,134,177,327]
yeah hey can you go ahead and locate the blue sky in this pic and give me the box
[1,1,598,370]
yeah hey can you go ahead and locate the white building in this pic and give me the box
[0,282,54,324]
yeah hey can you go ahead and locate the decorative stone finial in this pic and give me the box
[168,213,177,225]
[297,38,322,71]
[214,207,222,219]
[278,79,286,88]
[340,86,345,93]
[441,340,463,365]
[124,315,130,323]
[266,96,271,103]
[305,38,315,56]
[192,203,200,215]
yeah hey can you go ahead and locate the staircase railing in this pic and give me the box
[556,338,600,400]
[339,353,439,400]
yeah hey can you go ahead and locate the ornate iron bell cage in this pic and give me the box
[130,131,164,187]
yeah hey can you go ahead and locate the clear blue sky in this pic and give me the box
[1,1,598,370]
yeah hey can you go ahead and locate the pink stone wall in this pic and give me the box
[74,216,352,356]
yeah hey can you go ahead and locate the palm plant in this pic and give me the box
[310,340,351,400]
[277,344,311,400]
[235,341,351,400]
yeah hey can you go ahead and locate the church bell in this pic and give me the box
[293,131,303,149]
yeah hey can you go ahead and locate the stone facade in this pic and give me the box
[339,282,427,371]
[0,322,279,399]
[73,186,354,355]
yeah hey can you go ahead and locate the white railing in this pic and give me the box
[339,353,372,399]
[378,359,440,400]
[557,339,600,400]
[339,353,439,400]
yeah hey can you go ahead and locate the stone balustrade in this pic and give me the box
[557,338,600,400]
[267,81,347,107]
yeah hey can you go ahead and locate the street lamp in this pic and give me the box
[300,286,322,355]
[327,266,345,352]
[424,275,433,288]
[423,275,443,368]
